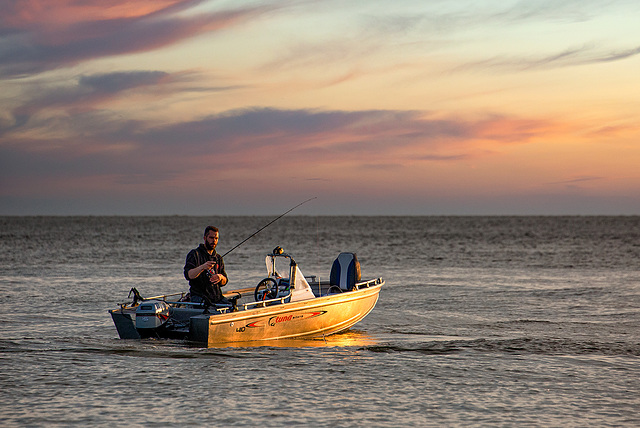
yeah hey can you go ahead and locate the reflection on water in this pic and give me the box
[201,329,378,349]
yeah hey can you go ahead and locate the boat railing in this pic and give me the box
[144,292,187,301]
[161,300,240,315]
[123,278,383,311]
[117,290,188,309]
[243,289,294,310]
[162,300,205,307]
[354,277,384,289]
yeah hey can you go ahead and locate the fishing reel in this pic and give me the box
[203,267,225,286]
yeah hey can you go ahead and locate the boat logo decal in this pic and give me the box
[244,311,327,329]
[142,314,169,322]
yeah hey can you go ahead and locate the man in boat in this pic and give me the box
[183,226,229,305]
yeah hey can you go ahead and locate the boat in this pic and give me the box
[109,248,384,345]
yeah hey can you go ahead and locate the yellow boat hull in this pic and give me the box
[190,282,383,344]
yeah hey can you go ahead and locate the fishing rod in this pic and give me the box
[221,197,317,258]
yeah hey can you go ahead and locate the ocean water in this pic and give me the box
[1,216,639,427]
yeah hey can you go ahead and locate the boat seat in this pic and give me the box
[330,252,361,291]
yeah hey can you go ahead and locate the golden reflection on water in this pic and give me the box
[204,329,378,349]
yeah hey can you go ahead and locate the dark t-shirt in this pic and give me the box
[183,244,227,303]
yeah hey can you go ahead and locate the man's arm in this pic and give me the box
[187,262,215,280]
[184,250,213,280]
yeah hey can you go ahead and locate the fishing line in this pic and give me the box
[221,197,317,258]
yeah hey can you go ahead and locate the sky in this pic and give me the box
[1,0,639,215]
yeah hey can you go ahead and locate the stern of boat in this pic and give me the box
[110,308,141,339]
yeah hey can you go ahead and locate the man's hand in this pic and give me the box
[201,261,216,271]
[209,273,227,286]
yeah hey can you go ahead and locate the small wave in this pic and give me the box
[365,337,640,357]
[75,346,247,360]
[366,343,462,355]
[0,338,258,360]
[499,319,555,324]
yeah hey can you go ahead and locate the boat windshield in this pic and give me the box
[265,254,288,278]
[265,254,315,302]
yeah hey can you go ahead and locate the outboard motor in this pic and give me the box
[135,300,170,337]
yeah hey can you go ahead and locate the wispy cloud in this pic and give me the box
[549,176,604,185]
[457,45,640,73]
[79,71,173,93]
[0,70,228,137]
[259,0,639,85]
[0,106,564,195]
[0,0,273,77]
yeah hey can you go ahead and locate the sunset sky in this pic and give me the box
[1,0,639,215]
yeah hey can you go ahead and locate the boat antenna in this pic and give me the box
[221,197,317,258]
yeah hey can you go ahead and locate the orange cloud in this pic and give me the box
[1,0,192,28]
[470,116,574,144]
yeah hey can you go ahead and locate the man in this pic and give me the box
[184,226,228,305]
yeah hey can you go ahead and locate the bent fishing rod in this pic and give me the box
[221,197,317,258]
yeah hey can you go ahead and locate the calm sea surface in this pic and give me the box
[1,216,639,427]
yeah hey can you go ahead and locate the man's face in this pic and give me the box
[204,231,219,251]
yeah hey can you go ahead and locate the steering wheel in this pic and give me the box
[254,278,279,301]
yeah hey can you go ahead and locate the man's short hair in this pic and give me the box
[204,226,219,237]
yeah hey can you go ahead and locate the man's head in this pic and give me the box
[203,226,219,252]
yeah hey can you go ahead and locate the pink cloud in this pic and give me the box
[1,107,569,193]
[4,105,635,215]
[1,0,194,29]
[0,0,272,77]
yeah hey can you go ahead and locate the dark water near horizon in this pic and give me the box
[1,216,639,427]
